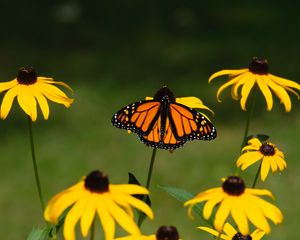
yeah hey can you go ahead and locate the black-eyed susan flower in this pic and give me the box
[237,138,287,181]
[184,176,283,235]
[44,170,154,240]
[0,67,73,121]
[115,225,180,240]
[198,222,265,240]
[208,57,300,112]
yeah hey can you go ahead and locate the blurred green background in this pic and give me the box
[0,1,299,239]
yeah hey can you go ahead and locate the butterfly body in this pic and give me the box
[112,87,217,150]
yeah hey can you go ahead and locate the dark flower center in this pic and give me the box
[222,176,245,196]
[232,232,252,240]
[259,143,275,156]
[156,226,179,240]
[17,67,37,85]
[248,57,269,75]
[84,170,109,193]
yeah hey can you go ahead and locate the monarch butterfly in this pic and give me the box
[112,86,217,150]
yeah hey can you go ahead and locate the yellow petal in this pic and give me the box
[242,145,260,152]
[44,183,83,223]
[197,226,228,240]
[145,96,153,100]
[243,195,271,234]
[110,184,149,195]
[247,138,262,148]
[103,194,140,236]
[80,194,96,237]
[245,188,274,199]
[273,155,287,171]
[37,82,74,107]
[214,198,231,232]
[216,76,243,102]
[31,85,49,119]
[208,69,248,83]
[236,151,262,169]
[269,156,278,173]
[38,77,73,93]
[0,85,19,119]
[250,195,283,224]
[203,194,224,220]
[284,86,300,99]
[240,77,255,111]
[96,195,115,240]
[17,85,37,121]
[184,191,218,207]
[118,194,154,219]
[175,97,214,115]
[261,157,271,181]
[64,193,89,240]
[263,76,291,112]
[223,222,237,237]
[232,72,253,99]
[256,76,273,111]
[0,79,18,92]
[230,198,249,235]
[251,229,265,240]
[269,74,300,91]
[110,193,134,218]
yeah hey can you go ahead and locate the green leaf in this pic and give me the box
[55,206,71,234]
[246,134,270,143]
[159,185,214,226]
[27,227,51,240]
[128,172,151,225]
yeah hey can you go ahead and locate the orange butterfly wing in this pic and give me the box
[112,100,161,136]
[168,102,217,141]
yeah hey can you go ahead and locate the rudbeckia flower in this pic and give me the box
[184,176,283,235]
[198,222,265,240]
[115,226,180,240]
[237,138,287,181]
[44,170,154,240]
[0,67,73,121]
[208,57,300,112]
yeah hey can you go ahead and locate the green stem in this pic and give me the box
[28,116,45,211]
[90,218,95,240]
[240,88,258,150]
[137,148,157,226]
[252,162,262,188]
[145,148,157,189]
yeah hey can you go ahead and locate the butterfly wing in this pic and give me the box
[139,116,187,150]
[112,100,161,136]
[168,102,217,141]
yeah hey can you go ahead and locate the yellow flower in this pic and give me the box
[0,67,73,121]
[44,170,154,240]
[198,222,265,240]
[115,226,180,240]
[237,138,287,181]
[208,57,300,112]
[184,176,283,235]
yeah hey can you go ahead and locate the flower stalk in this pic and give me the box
[28,116,45,211]
[138,148,157,226]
